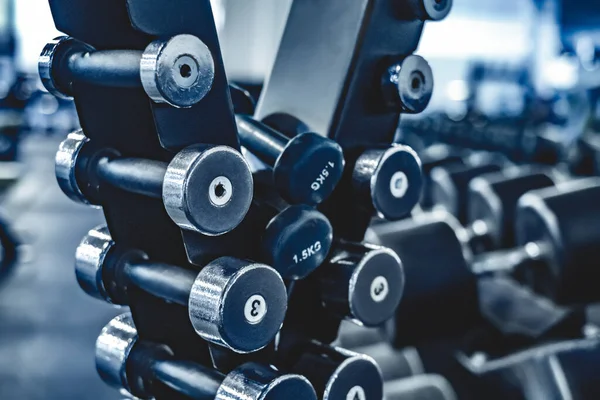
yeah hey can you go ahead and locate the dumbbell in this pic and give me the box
[318,241,405,327]
[471,177,600,304]
[96,313,317,400]
[235,114,345,205]
[56,130,253,236]
[286,341,384,400]
[385,375,458,400]
[430,152,508,223]
[381,55,434,114]
[466,166,557,253]
[254,200,334,280]
[352,144,424,220]
[39,35,214,108]
[76,226,287,353]
[369,178,600,345]
[418,144,466,209]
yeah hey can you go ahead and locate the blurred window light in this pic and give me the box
[446,79,470,102]
[542,55,579,90]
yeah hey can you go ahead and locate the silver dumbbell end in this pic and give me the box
[188,257,288,353]
[141,34,215,108]
[163,145,254,236]
[217,363,318,400]
[74,225,117,303]
[55,130,94,205]
[95,313,138,394]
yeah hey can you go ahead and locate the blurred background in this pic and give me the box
[0,0,598,398]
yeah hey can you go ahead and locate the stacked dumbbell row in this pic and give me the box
[38,0,459,399]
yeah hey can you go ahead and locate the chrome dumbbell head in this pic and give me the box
[55,130,97,205]
[163,145,254,236]
[95,313,138,394]
[382,55,434,114]
[353,145,423,221]
[320,243,405,327]
[38,36,95,99]
[141,34,215,108]
[216,363,317,400]
[75,225,115,302]
[188,257,288,353]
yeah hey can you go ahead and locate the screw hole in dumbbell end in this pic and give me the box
[179,63,192,78]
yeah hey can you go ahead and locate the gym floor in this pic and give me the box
[0,134,120,399]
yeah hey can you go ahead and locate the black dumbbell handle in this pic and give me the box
[124,260,195,306]
[236,115,287,165]
[67,49,142,88]
[95,157,168,199]
[152,359,223,400]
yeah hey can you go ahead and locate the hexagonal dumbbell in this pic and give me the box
[236,114,345,205]
[352,144,424,221]
[472,177,600,304]
[96,313,317,400]
[56,131,253,236]
[430,152,508,223]
[76,226,287,353]
[286,342,384,400]
[466,166,557,253]
[317,241,405,327]
[39,35,214,108]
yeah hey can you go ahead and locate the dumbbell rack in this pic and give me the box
[40,0,449,398]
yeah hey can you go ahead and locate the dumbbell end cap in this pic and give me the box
[371,145,423,220]
[75,225,116,303]
[141,34,214,108]
[396,55,434,114]
[274,132,345,205]
[95,313,137,393]
[189,258,287,353]
[262,205,333,280]
[217,363,317,400]
[39,36,94,99]
[422,0,453,21]
[55,130,97,205]
[164,145,253,236]
[349,247,404,327]
[323,350,383,400]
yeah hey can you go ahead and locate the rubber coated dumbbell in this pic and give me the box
[385,375,458,400]
[352,144,424,220]
[39,35,213,108]
[418,144,466,209]
[56,131,253,236]
[96,313,317,400]
[259,203,333,280]
[430,152,508,223]
[236,115,345,205]
[76,226,287,353]
[471,178,600,304]
[287,342,384,400]
[466,166,556,253]
[318,241,405,327]
[381,55,434,114]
